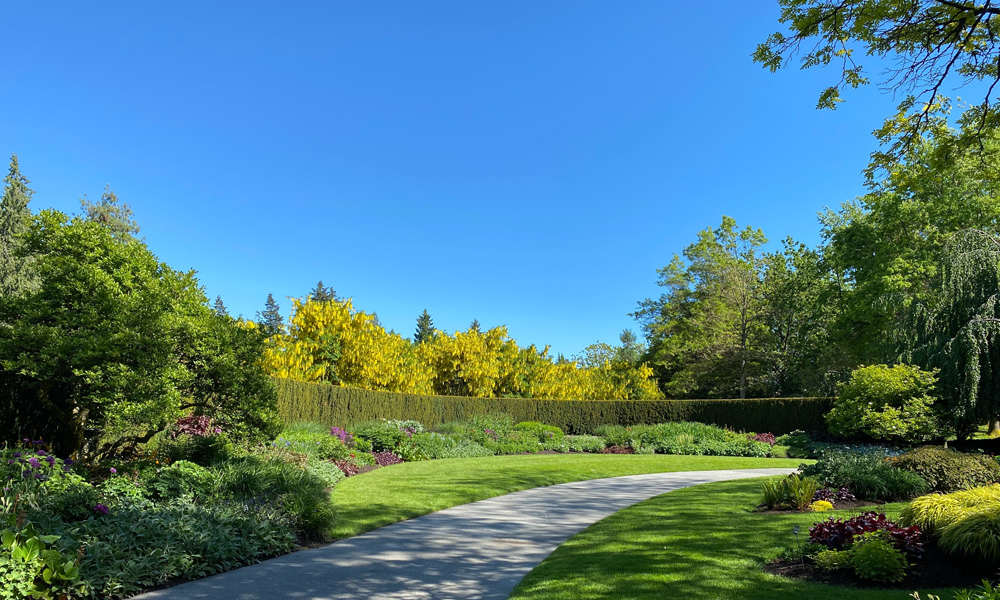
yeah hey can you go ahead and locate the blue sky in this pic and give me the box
[4,1,905,356]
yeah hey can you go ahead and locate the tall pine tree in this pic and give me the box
[310,280,337,302]
[0,154,35,297]
[469,319,481,333]
[414,309,435,344]
[80,185,140,240]
[257,293,283,337]
[213,295,229,317]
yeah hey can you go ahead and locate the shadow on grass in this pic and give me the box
[509,479,963,600]
[327,455,801,539]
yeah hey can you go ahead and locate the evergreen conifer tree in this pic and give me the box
[469,319,481,333]
[0,154,35,297]
[257,293,283,337]
[310,280,337,302]
[80,185,140,240]
[213,295,229,317]
[414,309,435,344]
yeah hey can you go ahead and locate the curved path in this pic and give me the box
[136,468,793,600]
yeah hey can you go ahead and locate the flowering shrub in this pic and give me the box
[809,512,924,558]
[809,500,834,512]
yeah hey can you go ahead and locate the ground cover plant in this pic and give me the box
[507,478,967,600]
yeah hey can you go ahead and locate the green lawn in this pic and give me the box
[328,454,804,539]
[508,477,960,600]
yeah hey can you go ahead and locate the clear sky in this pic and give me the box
[3,1,906,357]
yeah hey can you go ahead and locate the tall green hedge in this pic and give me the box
[274,379,832,435]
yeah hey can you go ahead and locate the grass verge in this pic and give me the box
[508,477,961,600]
[328,454,804,539]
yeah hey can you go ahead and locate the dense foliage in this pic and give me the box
[0,209,280,458]
[275,377,832,435]
[890,447,1000,493]
[825,364,940,443]
[264,297,662,401]
[800,450,929,501]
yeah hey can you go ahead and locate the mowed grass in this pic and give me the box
[328,454,804,539]
[508,477,960,600]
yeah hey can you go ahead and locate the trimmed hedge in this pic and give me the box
[274,379,831,435]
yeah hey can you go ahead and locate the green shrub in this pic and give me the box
[211,454,334,539]
[849,532,909,583]
[775,430,815,458]
[900,485,1000,534]
[814,549,850,571]
[51,499,296,599]
[274,423,351,461]
[593,421,773,457]
[38,475,101,522]
[801,451,930,501]
[305,457,345,490]
[98,474,147,506]
[826,364,940,444]
[514,421,565,446]
[938,504,1000,564]
[0,520,87,600]
[275,378,832,435]
[565,435,606,453]
[351,420,412,454]
[150,460,213,501]
[890,447,1000,492]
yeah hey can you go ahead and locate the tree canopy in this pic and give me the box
[755,0,1000,163]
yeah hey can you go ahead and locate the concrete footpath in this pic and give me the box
[135,468,793,600]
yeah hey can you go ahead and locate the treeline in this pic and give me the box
[635,124,1000,435]
[261,296,662,401]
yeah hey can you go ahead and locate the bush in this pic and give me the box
[273,423,351,462]
[938,504,1000,564]
[0,520,87,600]
[810,500,834,512]
[900,485,1000,534]
[800,451,930,501]
[38,474,101,521]
[52,499,296,599]
[825,364,940,444]
[594,422,774,458]
[514,421,565,447]
[890,446,1000,492]
[809,512,924,558]
[305,457,346,490]
[150,460,213,501]
[565,435,606,453]
[351,420,414,454]
[98,473,147,506]
[210,454,335,539]
[849,532,909,583]
[775,430,815,458]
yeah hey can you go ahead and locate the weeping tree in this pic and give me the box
[910,229,1000,438]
